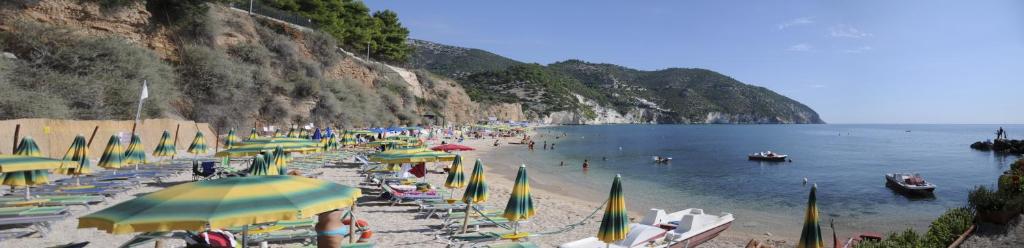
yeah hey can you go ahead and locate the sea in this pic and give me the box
[474,124,1023,239]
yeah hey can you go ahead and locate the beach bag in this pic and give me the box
[199,229,237,248]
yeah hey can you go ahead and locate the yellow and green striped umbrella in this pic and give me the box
[248,155,270,176]
[273,129,282,137]
[286,128,298,138]
[325,134,339,151]
[503,164,535,222]
[97,135,126,169]
[224,129,240,149]
[152,131,177,157]
[598,174,629,244]
[299,129,309,139]
[462,159,488,204]
[57,135,91,175]
[123,134,147,166]
[797,185,824,248]
[78,176,362,234]
[216,138,319,157]
[187,132,208,155]
[271,146,288,175]
[248,128,260,140]
[1,137,51,186]
[261,153,279,176]
[341,133,356,146]
[444,155,466,189]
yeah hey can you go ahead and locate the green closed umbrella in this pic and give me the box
[286,128,297,138]
[153,130,177,158]
[271,146,288,175]
[57,135,91,176]
[2,137,51,198]
[460,159,488,233]
[444,155,466,200]
[502,164,535,237]
[225,129,240,149]
[123,134,147,169]
[248,128,259,140]
[97,135,126,170]
[187,132,208,155]
[598,174,629,245]
[798,185,824,248]
[247,155,270,176]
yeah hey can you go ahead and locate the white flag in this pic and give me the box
[140,80,149,100]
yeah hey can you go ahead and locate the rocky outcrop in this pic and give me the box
[972,139,1024,154]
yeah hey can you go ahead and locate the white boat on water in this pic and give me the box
[559,208,734,248]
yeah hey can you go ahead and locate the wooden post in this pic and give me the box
[349,204,357,243]
[12,124,20,153]
[171,124,181,160]
[87,126,100,147]
[214,129,220,153]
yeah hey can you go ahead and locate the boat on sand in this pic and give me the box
[559,208,734,248]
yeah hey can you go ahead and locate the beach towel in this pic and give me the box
[411,163,426,178]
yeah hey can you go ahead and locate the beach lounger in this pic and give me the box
[485,242,539,248]
[0,195,104,209]
[0,230,35,241]
[446,217,517,231]
[0,206,70,234]
[380,183,444,205]
[442,210,501,225]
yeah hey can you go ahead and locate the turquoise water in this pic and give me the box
[475,124,1022,238]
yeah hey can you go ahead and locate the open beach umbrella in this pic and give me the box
[598,174,629,244]
[798,185,824,248]
[2,137,52,194]
[153,130,177,158]
[57,135,91,175]
[78,176,362,237]
[97,135,126,170]
[502,164,535,237]
[248,128,260,140]
[431,144,475,152]
[271,146,288,175]
[123,134,147,169]
[224,129,240,149]
[187,132,208,155]
[215,138,320,157]
[460,159,489,233]
[247,155,270,176]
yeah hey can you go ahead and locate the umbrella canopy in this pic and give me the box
[369,149,455,164]
[261,153,279,176]
[187,132,208,155]
[215,138,319,157]
[247,155,270,176]
[248,128,259,140]
[123,134,147,166]
[78,176,362,234]
[444,155,466,189]
[270,146,288,175]
[286,128,298,138]
[152,131,177,157]
[431,144,475,152]
[798,185,824,248]
[57,135,91,175]
[341,133,356,146]
[598,175,629,244]
[311,128,322,140]
[97,135,126,169]
[350,130,375,135]
[502,164,535,222]
[1,137,51,186]
[224,129,240,149]
[462,159,488,204]
[324,134,339,151]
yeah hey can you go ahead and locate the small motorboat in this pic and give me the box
[559,208,733,248]
[885,173,936,195]
[653,156,673,164]
[748,151,787,162]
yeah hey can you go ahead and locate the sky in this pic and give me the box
[364,0,1024,124]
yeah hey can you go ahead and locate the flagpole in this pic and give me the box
[134,80,148,133]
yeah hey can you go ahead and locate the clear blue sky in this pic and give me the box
[365,0,1024,124]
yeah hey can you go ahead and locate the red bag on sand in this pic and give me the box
[198,230,236,248]
[411,163,426,178]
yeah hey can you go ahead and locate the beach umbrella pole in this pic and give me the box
[461,202,473,234]
[349,204,356,244]
[242,225,249,248]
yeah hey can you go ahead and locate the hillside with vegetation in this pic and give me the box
[412,40,825,124]
[0,0,520,130]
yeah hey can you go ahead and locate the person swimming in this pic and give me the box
[582,160,590,169]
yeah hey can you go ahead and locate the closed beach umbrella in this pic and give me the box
[598,174,629,244]
[286,128,297,138]
[444,155,466,190]
[502,164,535,236]
[153,130,177,158]
[311,128,322,140]
[2,137,51,187]
[123,134,147,168]
[224,129,240,149]
[271,146,288,175]
[460,159,488,233]
[248,128,259,140]
[248,155,270,176]
[57,135,91,175]
[273,129,282,138]
[97,135,126,169]
[798,185,824,248]
[187,132,208,155]
[341,132,356,147]
[78,176,362,234]
[262,153,279,176]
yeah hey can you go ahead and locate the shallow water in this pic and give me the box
[475,124,1022,238]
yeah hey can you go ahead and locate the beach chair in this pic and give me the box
[446,217,517,232]
[0,206,70,235]
[0,195,104,210]
[192,161,219,181]
[380,183,444,205]
[0,230,35,241]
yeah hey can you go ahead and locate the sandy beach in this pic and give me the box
[1,129,761,248]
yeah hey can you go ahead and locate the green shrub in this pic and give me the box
[924,208,974,246]
[969,186,1008,212]
[227,43,272,65]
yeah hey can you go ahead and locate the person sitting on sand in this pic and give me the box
[316,209,347,248]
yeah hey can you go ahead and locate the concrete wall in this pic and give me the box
[0,119,216,159]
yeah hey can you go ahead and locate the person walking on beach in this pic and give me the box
[560,161,564,166]
[543,141,547,150]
